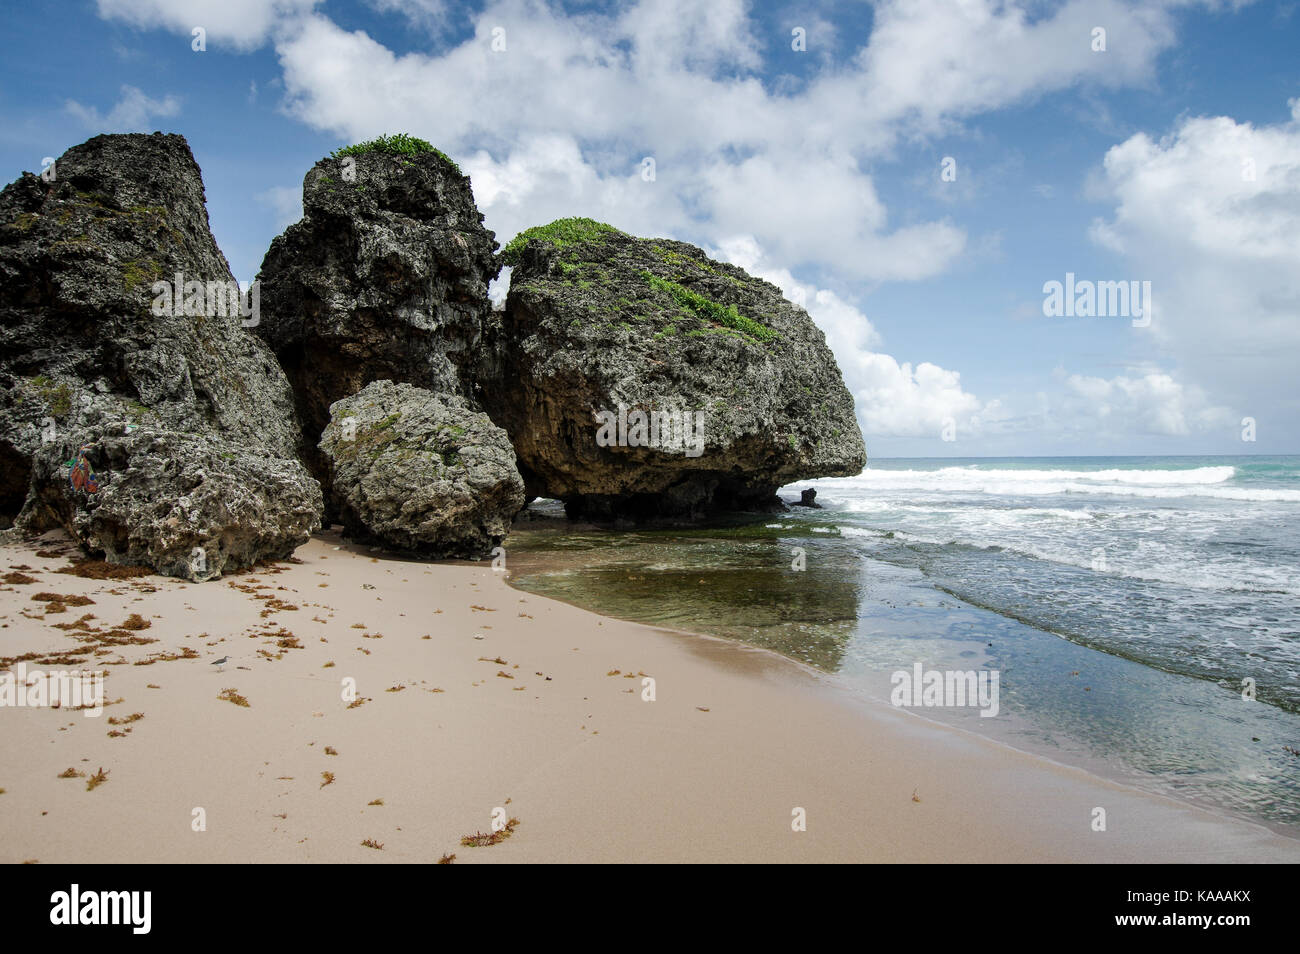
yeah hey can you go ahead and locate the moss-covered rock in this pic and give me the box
[480,220,866,521]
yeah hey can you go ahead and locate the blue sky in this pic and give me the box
[2,0,1298,457]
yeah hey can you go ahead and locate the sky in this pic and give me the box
[1,0,1298,458]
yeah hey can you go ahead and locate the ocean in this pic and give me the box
[504,456,1300,831]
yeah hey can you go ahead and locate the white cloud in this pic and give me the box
[488,266,510,311]
[852,356,987,438]
[1089,98,1300,422]
[1061,370,1232,437]
[65,85,180,132]
[716,235,988,439]
[90,0,1187,285]
[95,0,319,50]
[847,0,1176,137]
[463,134,685,250]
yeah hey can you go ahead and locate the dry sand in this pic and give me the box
[1,529,1297,864]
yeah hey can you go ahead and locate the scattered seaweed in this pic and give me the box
[0,649,89,669]
[460,817,520,848]
[218,688,250,708]
[31,592,94,606]
[57,560,151,580]
[133,647,198,665]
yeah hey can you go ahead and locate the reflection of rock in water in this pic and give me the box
[503,520,863,672]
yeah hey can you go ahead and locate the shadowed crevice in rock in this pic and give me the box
[0,442,29,527]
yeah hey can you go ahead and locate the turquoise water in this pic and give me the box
[504,456,1300,831]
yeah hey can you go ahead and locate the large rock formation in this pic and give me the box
[319,380,524,558]
[482,218,866,520]
[253,146,499,509]
[0,132,321,575]
[23,426,322,580]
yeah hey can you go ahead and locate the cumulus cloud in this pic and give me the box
[716,236,988,439]
[90,0,1187,288]
[65,84,180,132]
[848,0,1175,136]
[87,0,1189,281]
[462,134,687,251]
[95,0,319,50]
[1088,97,1300,424]
[1061,369,1233,437]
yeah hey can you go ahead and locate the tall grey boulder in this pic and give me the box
[253,146,500,513]
[0,132,321,576]
[319,380,524,559]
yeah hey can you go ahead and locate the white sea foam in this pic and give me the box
[829,464,1233,488]
[815,465,1300,502]
[808,468,1300,593]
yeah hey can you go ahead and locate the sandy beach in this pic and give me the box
[1,528,1297,864]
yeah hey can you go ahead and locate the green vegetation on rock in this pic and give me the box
[29,375,73,418]
[6,212,39,232]
[330,135,460,174]
[122,258,162,292]
[501,217,623,265]
[641,272,777,344]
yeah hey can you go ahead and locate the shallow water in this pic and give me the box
[504,458,1300,833]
